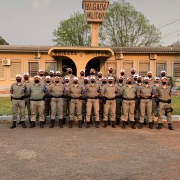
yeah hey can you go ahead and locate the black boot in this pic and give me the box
[156,123,162,130]
[90,117,93,124]
[144,118,148,125]
[149,122,154,129]
[29,121,35,128]
[122,121,126,129]
[40,121,44,128]
[69,120,73,128]
[112,121,116,128]
[116,118,120,125]
[138,123,143,129]
[49,119,55,128]
[108,120,111,125]
[63,118,66,124]
[82,117,85,124]
[152,120,154,126]
[103,121,107,128]
[168,123,174,130]
[131,121,136,129]
[18,121,22,124]
[10,121,16,129]
[44,118,46,124]
[95,121,99,128]
[78,120,82,128]
[134,118,138,125]
[86,122,90,128]
[22,121,27,128]
[59,119,63,128]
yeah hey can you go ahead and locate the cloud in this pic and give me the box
[32,1,40,9]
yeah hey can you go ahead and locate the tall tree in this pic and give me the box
[99,0,161,47]
[0,36,9,45]
[169,40,180,47]
[53,12,91,46]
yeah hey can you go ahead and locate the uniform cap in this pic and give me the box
[90,76,96,80]
[161,70,166,73]
[161,77,167,80]
[134,74,139,78]
[84,77,89,80]
[108,67,113,70]
[108,76,113,80]
[54,76,60,79]
[65,76,70,80]
[24,72,29,76]
[127,77,132,81]
[131,68,136,71]
[155,77,160,80]
[98,72,102,75]
[67,68,72,71]
[144,77,149,81]
[120,69,125,72]
[39,69,44,72]
[50,70,54,73]
[34,75,40,79]
[16,74,22,78]
[56,71,60,74]
[73,77,78,81]
[137,76,142,79]
[46,76,51,79]
[80,69,85,72]
[102,77,107,80]
[147,71,152,74]
[118,76,124,79]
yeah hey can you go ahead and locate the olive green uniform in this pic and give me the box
[29,83,46,122]
[68,85,84,120]
[85,84,100,122]
[137,85,153,123]
[10,82,27,122]
[120,85,136,122]
[50,84,64,119]
[156,85,172,123]
[101,84,117,122]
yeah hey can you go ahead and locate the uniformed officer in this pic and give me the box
[10,74,28,129]
[63,76,71,124]
[20,72,31,124]
[116,76,124,125]
[160,70,170,86]
[99,77,107,121]
[105,67,117,83]
[96,72,103,85]
[130,68,136,84]
[156,77,174,130]
[68,77,85,128]
[44,76,52,124]
[39,69,46,84]
[119,69,127,84]
[29,75,48,128]
[147,71,154,86]
[133,74,138,84]
[151,77,161,122]
[49,70,55,84]
[78,70,86,85]
[49,76,65,128]
[56,71,61,77]
[120,77,136,129]
[65,68,75,84]
[137,77,154,129]
[56,71,63,84]
[85,76,101,128]
[134,76,143,123]
[101,77,118,128]
[88,68,97,79]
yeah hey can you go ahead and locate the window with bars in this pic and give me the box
[45,62,56,72]
[29,62,39,77]
[0,60,5,79]
[123,61,133,76]
[156,62,166,76]
[174,62,180,78]
[11,60,22,78]
[139,62,150,77]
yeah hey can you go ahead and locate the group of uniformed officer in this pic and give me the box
[10,67,174,130]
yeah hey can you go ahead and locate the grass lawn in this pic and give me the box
[0,96,180,116]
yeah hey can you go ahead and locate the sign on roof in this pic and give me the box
[82,0,109,24]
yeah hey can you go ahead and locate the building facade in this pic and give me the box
[0,45,180,90]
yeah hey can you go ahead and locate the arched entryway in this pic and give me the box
[62,59,77,76]
[85,59,100,76]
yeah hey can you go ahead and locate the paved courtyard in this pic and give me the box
[0,121,180,180]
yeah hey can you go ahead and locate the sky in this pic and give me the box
[0,0,180,46]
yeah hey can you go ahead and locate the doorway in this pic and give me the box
[85,59,100,76]
[62,59,77,76]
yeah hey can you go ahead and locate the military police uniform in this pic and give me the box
[39,69,46,84]
[105,67,117,84]
[10,74,28,129]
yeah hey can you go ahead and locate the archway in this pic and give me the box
[62,59,77,76]
[85,59,100,76]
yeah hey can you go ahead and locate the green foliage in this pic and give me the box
[0,36,9,45]
[167,76,176,87]
[99,0,162,46]
[52,12,91,46]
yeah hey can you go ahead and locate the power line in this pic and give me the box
[162,29,180,38]
[162,34,179,39]
[157,16,180,26]
[158,19,180,28]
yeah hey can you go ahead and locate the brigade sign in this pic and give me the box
[83,1,109,23]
